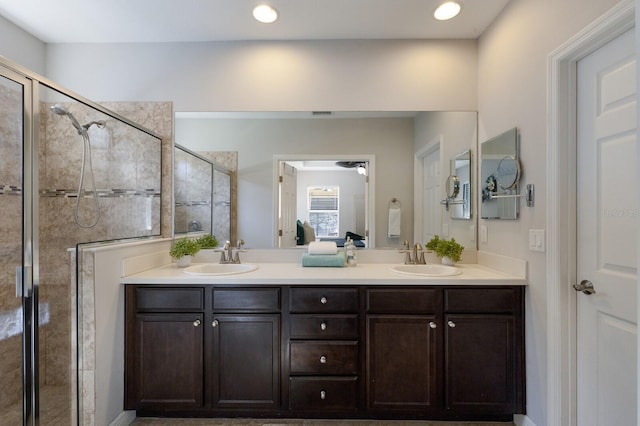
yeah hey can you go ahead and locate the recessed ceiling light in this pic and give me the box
[253,4,278,23]
[434,1,462,20]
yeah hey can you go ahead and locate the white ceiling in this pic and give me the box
[0,0,510,43]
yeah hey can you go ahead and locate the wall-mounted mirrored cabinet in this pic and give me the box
[446,149,472,220]
[480,127,521,219]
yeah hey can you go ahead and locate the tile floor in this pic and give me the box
[132,419,514,426]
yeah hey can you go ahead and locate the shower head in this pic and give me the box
[50,103,84,134]
[82,120,106,131]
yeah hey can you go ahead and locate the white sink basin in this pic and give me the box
[390,264,462,277]
[183,263,259,276]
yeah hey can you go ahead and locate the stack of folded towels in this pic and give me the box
[301,241,345,267]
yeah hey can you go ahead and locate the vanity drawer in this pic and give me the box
[213,288,280,312]
[444,288,520,313]
[290,341,358,375]
[289,377,358,411]
[290,288,358,313]
[135,287,204,311]
[366,288,441,314]
[290,315,358,339]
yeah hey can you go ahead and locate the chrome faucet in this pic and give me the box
[218,239,246,264]
[398,240,427,264]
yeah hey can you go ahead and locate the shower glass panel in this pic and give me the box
[212,167,232,243]
[0,71,27,426]
[174,145,213,234]
[38,85,162,425]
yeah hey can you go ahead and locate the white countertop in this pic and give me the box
[121,262,527,286]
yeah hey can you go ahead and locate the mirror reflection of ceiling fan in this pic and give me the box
[335,161,368,175]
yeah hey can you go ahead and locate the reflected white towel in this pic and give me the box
[308,241,338,255]
[388,207,401,237]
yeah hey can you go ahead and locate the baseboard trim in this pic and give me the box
[109,410,136,426]
[514,414,537,426]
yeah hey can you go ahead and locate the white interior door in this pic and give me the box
[422,148,440,243]
[576,28,637,425]
[279,162,297,247]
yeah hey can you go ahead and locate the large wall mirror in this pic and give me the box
[175,111,478,251]
[480,127,520,220]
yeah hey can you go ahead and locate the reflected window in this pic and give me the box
[308,186,339,237]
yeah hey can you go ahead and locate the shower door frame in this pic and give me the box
[1,55,165,426]
[0,63,37,426]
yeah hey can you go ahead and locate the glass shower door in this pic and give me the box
[0,70,30,425]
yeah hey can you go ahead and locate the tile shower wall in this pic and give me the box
[0,78,24,414]
[174,148,213,234]
[200,151,237,244]
[37,100,168,398]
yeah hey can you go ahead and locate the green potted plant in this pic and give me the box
[169,237,201,267]
[196,233,218,249]
[425,235,464,265]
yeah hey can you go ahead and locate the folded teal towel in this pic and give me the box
[301,253,345,267]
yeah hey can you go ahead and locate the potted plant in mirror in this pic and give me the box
[170,237,201,267]
[194,233,219,262]
[425,235,464,266]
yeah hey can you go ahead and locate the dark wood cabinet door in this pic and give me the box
[126,312,204,410]
[445,314,517,414]
[211,314,280,409]
[366,315,440,412]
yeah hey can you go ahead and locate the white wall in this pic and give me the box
[0,14,46,75]
[43,39,477,112]
[477,0,622,424]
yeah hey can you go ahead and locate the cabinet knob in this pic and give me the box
[448,320,456,328]
[320,355,327,364]
[320,296,328,304]
[320,322,327,331]
[429,321,437,329]
[320,390,326,400]
[193,319,201,327]
[212,319,219,327]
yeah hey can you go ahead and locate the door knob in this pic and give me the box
[573,280,596,295]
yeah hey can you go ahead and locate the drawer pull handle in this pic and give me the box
[448,320,456,328]
[320,322,327,331]
[320,296,328,304]
[429,321,436,329]
[212,319,219,327]
[320,390,326,400]
[320,355,327,364]
[193,319,201,327]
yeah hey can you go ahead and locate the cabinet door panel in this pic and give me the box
[212,314,280,408]
[366,315,439,411]
[128,313,204,409]
[445,314,516,412]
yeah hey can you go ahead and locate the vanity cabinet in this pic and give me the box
[125,284,524,420]
[211,288,281,409]
[288,287,360,413]
[125,287,205,410]
[366,288,442,414]
[443,288,525,416]
[125,286,281,414]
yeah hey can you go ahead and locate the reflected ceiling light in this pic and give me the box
[434,1,461,20]
[357,166,367,175]
[253,4,278,23]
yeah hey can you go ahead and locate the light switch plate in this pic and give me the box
[529,229,545,252]
[442,223,449,237]
[480,226,488,243]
